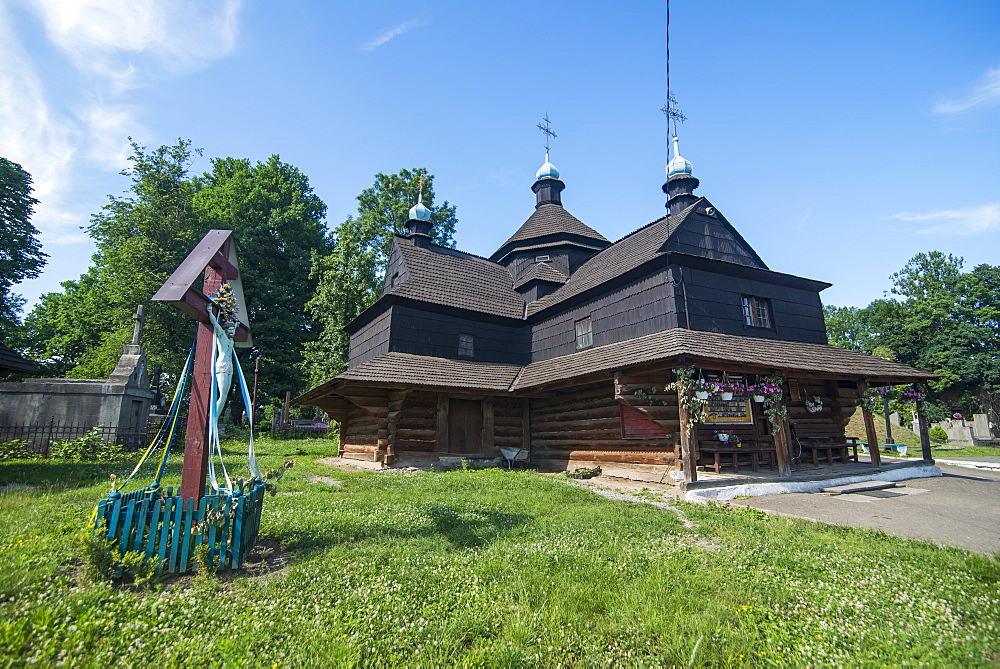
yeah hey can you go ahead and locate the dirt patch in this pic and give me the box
[309,475,342,487]
[315,457,377,473]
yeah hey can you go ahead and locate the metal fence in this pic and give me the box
[0,416,185,456]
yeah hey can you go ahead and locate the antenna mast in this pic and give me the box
[661,0,686,160]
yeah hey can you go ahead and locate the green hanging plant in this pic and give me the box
[664,365,708,436]
[759,373,789,433]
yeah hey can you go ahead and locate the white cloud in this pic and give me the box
[892,204,1000,236]
[934,67,1000,114]
[0,3,83,245]
[360,18,429,53]
[80,103,147,171]
[28,0,243,80]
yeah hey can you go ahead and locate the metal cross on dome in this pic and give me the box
[537,113,557,154]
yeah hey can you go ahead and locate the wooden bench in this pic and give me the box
[797,437,860,466]
[698,441,777,474]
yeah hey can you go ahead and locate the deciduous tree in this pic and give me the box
[303,168,457,386]
[0,157,46,340]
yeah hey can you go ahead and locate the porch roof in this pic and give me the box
[512,328,938,390]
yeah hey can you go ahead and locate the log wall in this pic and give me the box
[530,375,680,468]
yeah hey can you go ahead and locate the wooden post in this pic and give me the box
[915,399,933,462]
[856,381,882,469]
[180,319,215,501]
[772,414,792,477]
[676,389,697,485]
[521,398,531,452]
[435,394,449,452]
[482,396,495,454]
[179,254,225,502]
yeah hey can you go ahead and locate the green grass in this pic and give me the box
[2,438,999,666]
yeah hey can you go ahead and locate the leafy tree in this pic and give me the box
[825,252,1000,426]
[192,155,329,406]
[303,168,457,386]
[24,139,205,377]
[0,157,46,340]
[24,141,331,406]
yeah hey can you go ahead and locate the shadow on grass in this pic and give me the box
[279,505,531,553]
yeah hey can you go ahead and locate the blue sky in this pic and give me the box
[3,0,998,312]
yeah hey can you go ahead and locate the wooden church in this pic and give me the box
[296,138,936,484]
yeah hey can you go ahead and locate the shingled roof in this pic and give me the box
[513,262,568,289]
[0,344,40,377]
[524,197,772,316]
[513,328,938,390]
[385,236,524,319]
[490,204,609,261]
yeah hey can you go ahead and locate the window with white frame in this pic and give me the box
[575,317,593,349]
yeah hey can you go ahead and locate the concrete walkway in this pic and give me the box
[722,462,1000,554]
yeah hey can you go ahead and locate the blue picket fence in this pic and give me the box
[92,481,267,574]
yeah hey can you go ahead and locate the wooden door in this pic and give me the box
[448,399,483,454]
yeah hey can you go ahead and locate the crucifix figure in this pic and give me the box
[131,305,145,346]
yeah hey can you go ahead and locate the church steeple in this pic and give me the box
[663,135,699,214]
[406,175,434,247]
[532,114,565,208]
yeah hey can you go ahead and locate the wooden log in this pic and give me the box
[530,438,672,449]
[533,429,624,441]
[395,428,437,441]
[532,450,676,465]
[341,444,379,454]
[677,393,696,485]
[533,416,623,432]
[395,440,438,451]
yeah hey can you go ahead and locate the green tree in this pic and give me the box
[24,141,331,406]
[0,157,46,340]
[192,155,329,406]
[825,252,1000,424]
[303,168,457,386]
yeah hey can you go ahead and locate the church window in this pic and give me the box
[575,317,593,349]
[741,295,771,328]
[458,333,474,357]
[390,272,400,287]
[535,255,550,262]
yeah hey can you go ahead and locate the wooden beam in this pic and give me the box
[676,388,697,486]
[856,381,881,469]
[772,414,792,477]
[915,399,933,462]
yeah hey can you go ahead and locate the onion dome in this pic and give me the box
[666,135,693,177]
[408,196,431,222]
[535,151,560,180]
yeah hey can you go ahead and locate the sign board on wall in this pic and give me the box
[703,396,754,425]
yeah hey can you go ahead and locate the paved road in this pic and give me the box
[727,462,1000,554]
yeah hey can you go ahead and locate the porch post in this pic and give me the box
[858,380,882,470]
[677,393,697,485]
[915,399,934,463]
[772,414,792,477]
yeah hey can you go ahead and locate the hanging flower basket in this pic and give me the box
[752,394,765,403]
[695,390,710,400]
[901,386,925,404]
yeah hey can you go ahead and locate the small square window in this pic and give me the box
[458,333,474,357]
[575,317,593,349]
[741,295,771,328]
[535,255,550,262]
[390,272,400,287]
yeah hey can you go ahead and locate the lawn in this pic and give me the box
[845,412,1000,460]
[1,437,999,666]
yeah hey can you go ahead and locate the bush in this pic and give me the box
[928,426,949,443]
[50,427,123,462]
[0,439,40,461]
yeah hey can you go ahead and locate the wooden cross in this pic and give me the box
[152,230,251,503]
